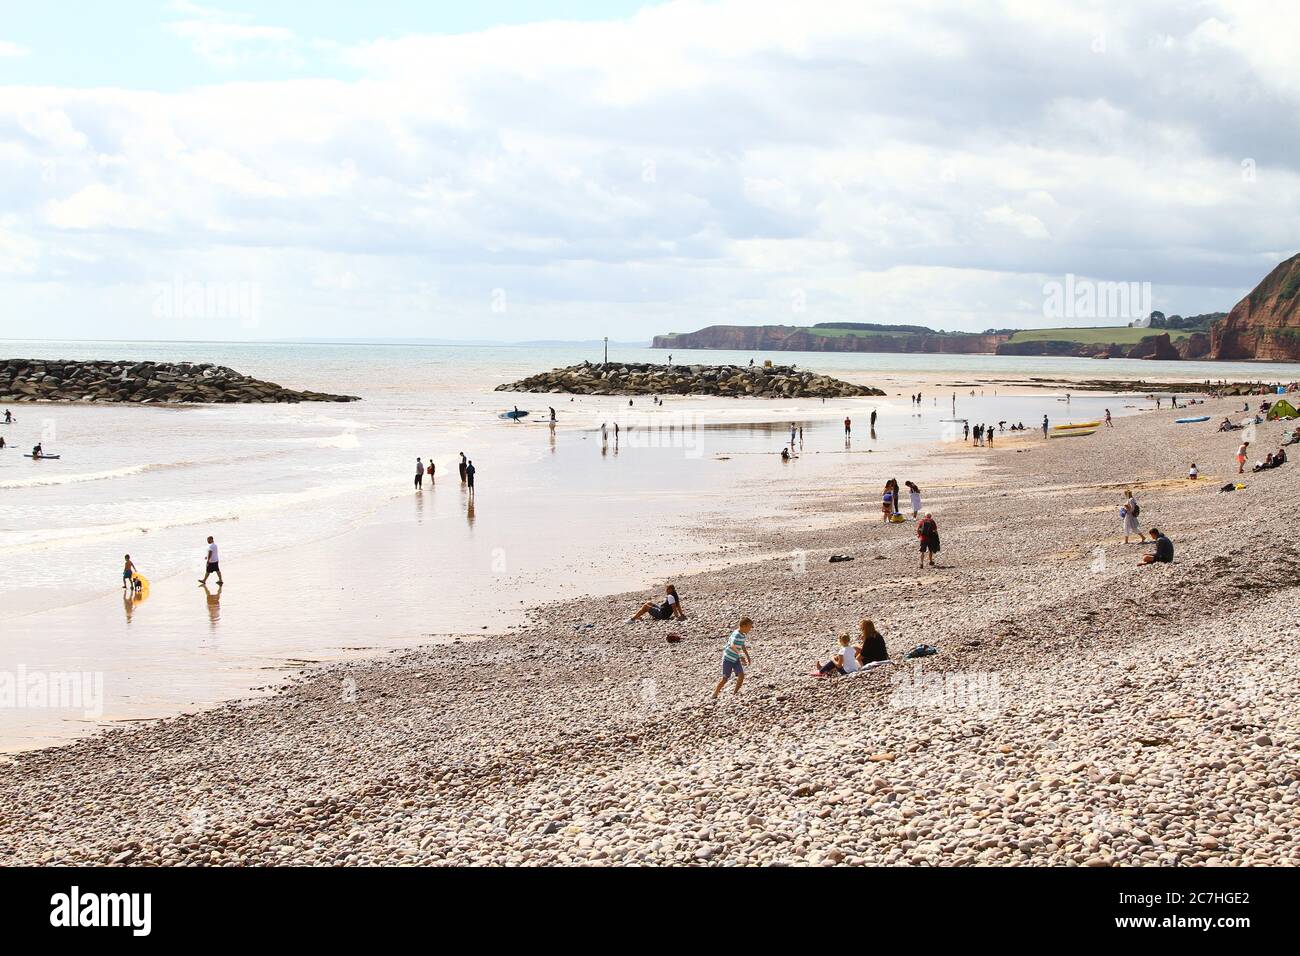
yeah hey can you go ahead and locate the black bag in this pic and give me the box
[1131,502,1140,517]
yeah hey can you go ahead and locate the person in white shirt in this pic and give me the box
[815,634,858,676]
[1188,463,1199,480]
[199,535,223,587]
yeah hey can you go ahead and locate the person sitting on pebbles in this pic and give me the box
[1139,527,1173,565]
[626,583,685,623]
[856,619,890,666]
[814,633,858,677]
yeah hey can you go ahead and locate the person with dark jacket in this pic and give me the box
[917,513,940,568]
[856,619,890,666]
[1140,528,1173,565]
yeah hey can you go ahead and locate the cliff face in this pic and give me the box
[1210,254,1300,361]
[651,325,1007,354]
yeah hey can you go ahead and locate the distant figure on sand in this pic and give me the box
[905,480,921,518]
[415,457,424,489]
[881,484,894,521]
[198,535,223,587]
[2,409,10,423]
[713,618,753,698]
[466,459,476,494]
[1188,463,1198,480]
[627,583,686,623]
[1042,415,1049,438]
[549,407,556,422]
[844,416,851,436]
[122,554,139,590]
[1105,408,1113,428]
[458,452,467,482]
[1236,441,1249,474]
[917,513,940,568]
[1140,528,1173,565]
[1121,489,1144,543]
[870,409,877,429]
[426,459,435,482]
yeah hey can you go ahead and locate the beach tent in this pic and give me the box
[1267,399,1298,420]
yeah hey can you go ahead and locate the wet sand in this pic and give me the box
[2,390,1297,865]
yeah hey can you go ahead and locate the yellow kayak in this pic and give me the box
[1052,421,1102,430]
[1048,427,1098,438]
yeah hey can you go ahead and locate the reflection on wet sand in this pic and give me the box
[122,580,149,623]
[466,499,476,529]
[202,584,221,628]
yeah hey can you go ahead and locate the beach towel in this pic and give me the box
[904,644,939,659]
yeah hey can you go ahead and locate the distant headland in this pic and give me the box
[653,254,1300,362]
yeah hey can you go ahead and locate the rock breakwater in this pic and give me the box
[496,362,883,398]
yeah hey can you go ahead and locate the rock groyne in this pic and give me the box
[0,359,360,404]
[496,362,883,398]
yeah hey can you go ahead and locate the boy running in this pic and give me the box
[713,618,753,698]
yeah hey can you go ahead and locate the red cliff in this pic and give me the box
[1210,254,1300,361]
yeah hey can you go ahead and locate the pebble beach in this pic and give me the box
[2,393,1296,867]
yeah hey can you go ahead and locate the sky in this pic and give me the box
[2,0,1299,343]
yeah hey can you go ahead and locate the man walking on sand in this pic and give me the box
[198,535,223,587]
[1236,441,1249,474]
[466,459,476,495]
[713,618,753,698]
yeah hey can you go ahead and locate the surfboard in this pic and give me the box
[1175,416,1210,423]
[498,410,530,420]
[23,454,60,459]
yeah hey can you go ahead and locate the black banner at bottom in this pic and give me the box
[0,864,1274,941]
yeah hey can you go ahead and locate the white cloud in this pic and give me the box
[164,2,301,68]
[2,0,1299,340]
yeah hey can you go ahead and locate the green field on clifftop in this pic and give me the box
[1007,326,1192,345]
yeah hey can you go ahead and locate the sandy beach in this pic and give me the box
[1,391,1295,866]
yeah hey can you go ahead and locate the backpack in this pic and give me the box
[1130,501,1140,517]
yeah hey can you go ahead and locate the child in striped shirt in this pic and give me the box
[713,618,753,699]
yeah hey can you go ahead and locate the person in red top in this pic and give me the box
[844,416,851,436]
[916,513,940,569]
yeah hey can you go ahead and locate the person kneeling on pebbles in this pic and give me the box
[713,618,752,699]
[1139,528,1173,566]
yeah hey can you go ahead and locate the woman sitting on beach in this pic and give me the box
[1121,489,1144,544]
[626,583,686,623]
[856,619,890,666]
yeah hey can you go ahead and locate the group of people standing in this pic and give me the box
[415,453,476,493]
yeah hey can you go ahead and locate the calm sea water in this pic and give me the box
[2,338,1293,604]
